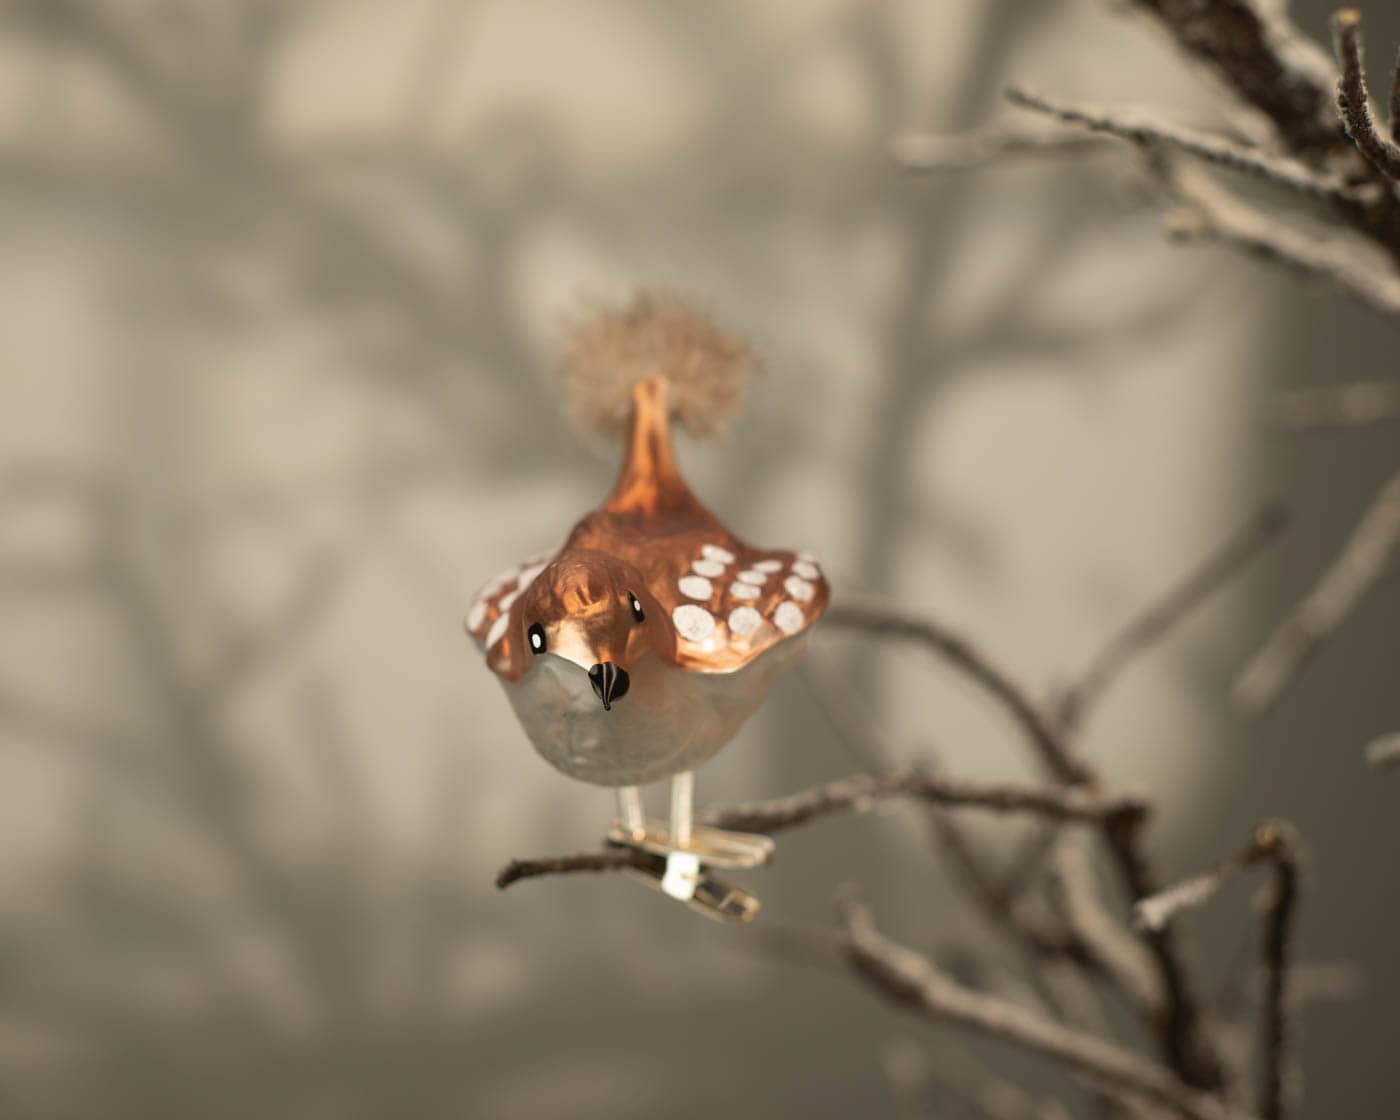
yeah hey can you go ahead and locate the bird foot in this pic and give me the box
[606,848,760,923]
[606,818,775,869]
[605,821,768,923]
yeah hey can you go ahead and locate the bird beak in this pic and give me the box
[587,661,630,710]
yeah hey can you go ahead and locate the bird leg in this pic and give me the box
[661,771,700,900]
[669,770,694,848]
[605,770,774,870]
[614,785,645,840]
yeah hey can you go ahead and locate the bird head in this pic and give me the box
[491,549,671,707]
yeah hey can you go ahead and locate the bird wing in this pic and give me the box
[464,551,555,671]
[647,539,830,673]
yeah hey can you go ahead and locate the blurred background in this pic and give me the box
[0,0,1397,1116]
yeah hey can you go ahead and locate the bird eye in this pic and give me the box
[527,623,547,654]
[628,592,645,623]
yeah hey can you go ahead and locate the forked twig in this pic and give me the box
[827,598,1227,1090]
[837,893,1254,1120]
[1132,823,1304,1120]
[1333,10,1400,182]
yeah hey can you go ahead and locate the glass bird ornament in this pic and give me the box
[466,295,828,920]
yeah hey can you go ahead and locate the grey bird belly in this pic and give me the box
[502,641,805,787]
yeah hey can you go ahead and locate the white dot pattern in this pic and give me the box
[486,613,510,648]
[774,601,805,635]
[728,606,762,636]
[517,562,548,589]
[736,569,767,585]
[791,559,820,580]
[692,559,726,578]
[466,599,487,632]
[497,589,519,613]
[678,574,713,600]
[784,575,815,602]
[673,604,717,642]
[729,580,761,600]
[753,559,783,573]
[701,544,736,563]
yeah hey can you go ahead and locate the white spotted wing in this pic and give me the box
[464,552,554,659]
[656,542,830,673]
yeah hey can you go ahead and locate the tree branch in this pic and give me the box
[1163,162,1400,319]
[837,893,1254,1120]
[1390,44,1400,145]
[1131,823,1302,1120]
[1006,87,1354,201]
[1047,837,1164,1017]
[824,602,1090,784]
[495,773,1145,895]
[1256,825,1302,1120]
[1332,9,1400,183]
[1127,0,1343,159]
[701,769,1147,835]
[827,598,1227,1090]
[495,848,660,890]
[1234,468,1400,712]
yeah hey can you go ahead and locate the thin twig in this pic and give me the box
[1163,162,1400,319]
[1333,10,1400,183]
[1047,837,1164,1016]
[1131,822,1303,1119]
[1256,824,1303,1120]
[495,848,659,890]
[891,126,1109,171]
[1234,468,1400,712]
[1097,814,1227,1093]
[1006,87,1354,201]
[701,770,1146,835]
[1364,732,1400,771]
[1390,45,1400,145]
[1058,503,1289,728]
[824,602,1089,784]
[1274,380,1400,429]
[837,893,1253,1120]
[1131,824,1286,933]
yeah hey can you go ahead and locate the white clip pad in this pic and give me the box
[660,851,702,901]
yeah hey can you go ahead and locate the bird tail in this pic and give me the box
[559,292,754,442]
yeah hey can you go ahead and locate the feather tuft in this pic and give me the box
[560,293,753,440]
